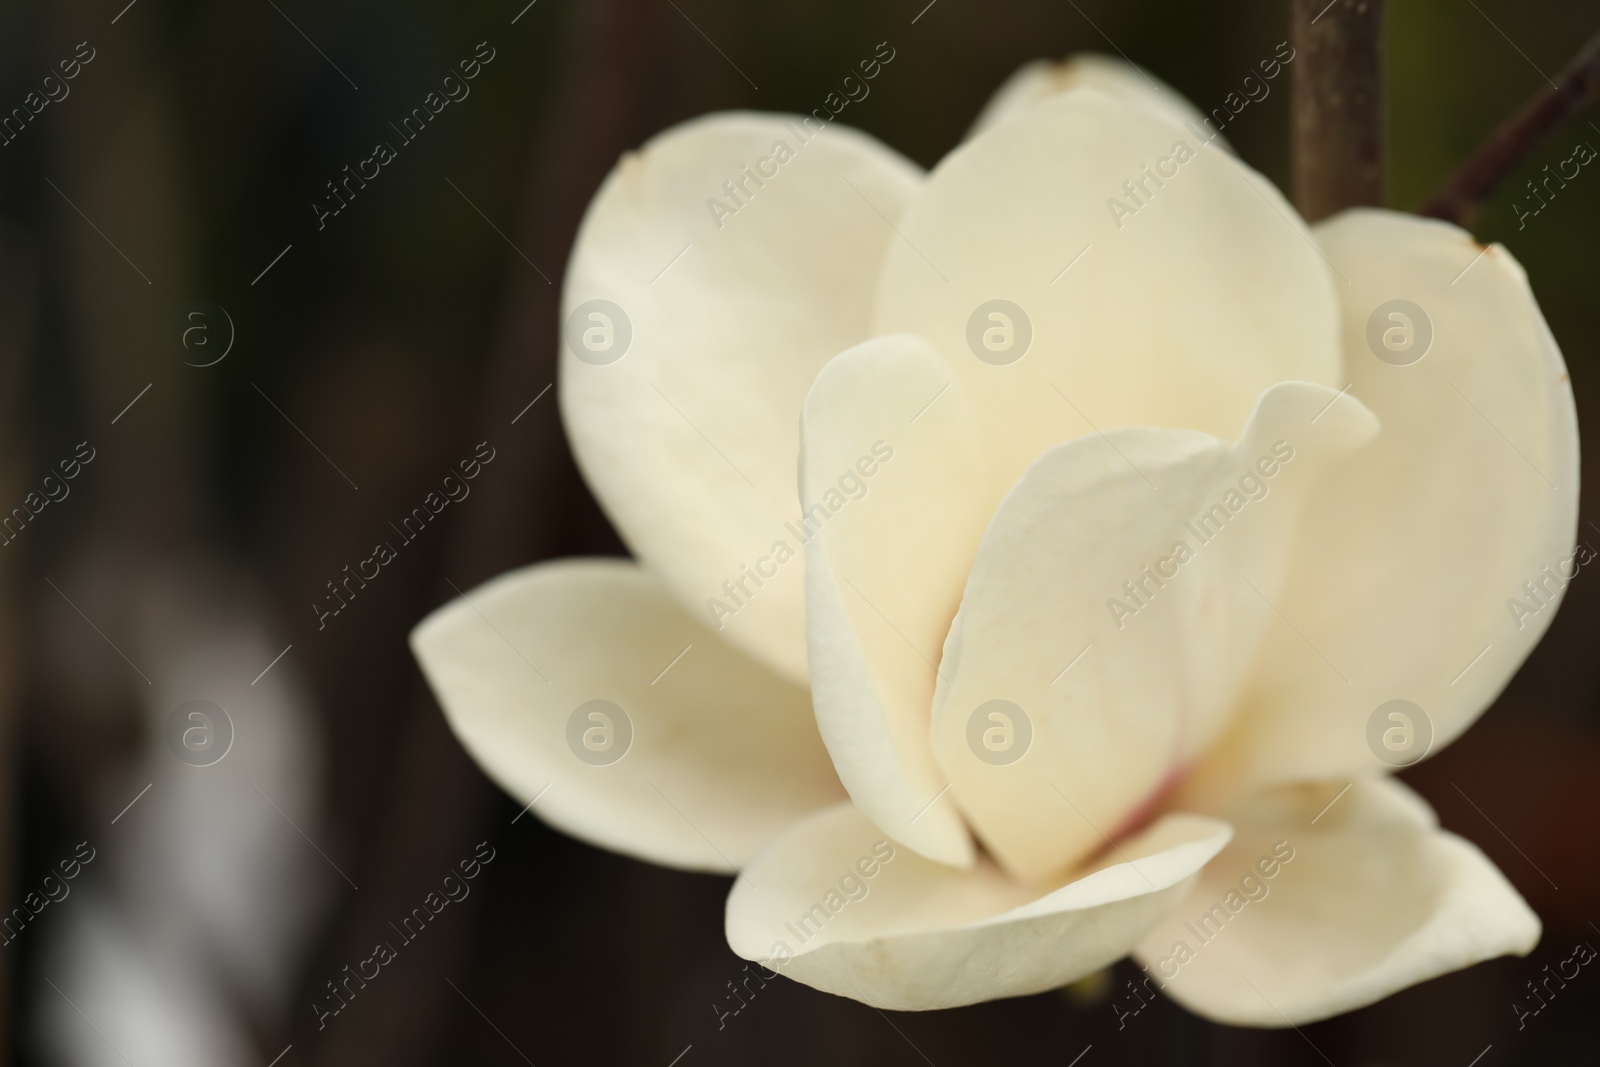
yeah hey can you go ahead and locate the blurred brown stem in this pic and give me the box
[1291,0,1385,221]
[1420,27,1600,224]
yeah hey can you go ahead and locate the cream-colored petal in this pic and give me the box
[874,91,1339,493]
[562,113,923,682]
[1188,211,1581,799]
[726,801,1231,1010]
[799,335,994,867]
[931,383,1377,885]
[968,54,1224,147]
[410,559,843,873]
[1136,779,1540,1026]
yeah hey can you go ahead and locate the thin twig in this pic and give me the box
[1291,0,1386,222]
[1420,28,1600,224]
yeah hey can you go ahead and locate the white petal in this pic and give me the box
[874,91,1340,493]
[1136,779,1540,1026]
[410,559,843,872]
[931,383,1377,884]
[969,54,1223,146]
[562,113,923,681]
[1188,211,1581,798]
[799,335,994,867]
[726,801,1231,1010]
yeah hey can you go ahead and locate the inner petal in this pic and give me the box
[930,382,1378,884]
[873,91,1342,498]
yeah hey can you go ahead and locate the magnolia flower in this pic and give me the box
[411,56,1578,1023]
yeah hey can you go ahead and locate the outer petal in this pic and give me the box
[874,91,1340,492]
[410,559,844,872]
[725,801,1231,1010]
[800,335,995,867]
[562,113,923,681]
[1136,779,1540,1026]
[968,54,1223,146]
[1188,211,1581,798]
[931,383,1377,884]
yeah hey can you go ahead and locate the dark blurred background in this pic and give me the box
[0,0,1596,1064]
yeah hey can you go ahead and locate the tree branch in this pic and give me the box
[1291,0,1386,222]
[1419,27,1600,225]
